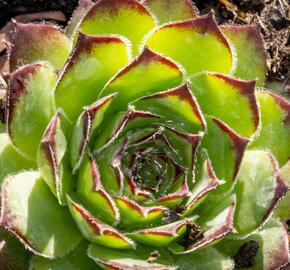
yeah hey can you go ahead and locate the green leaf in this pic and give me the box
[190,73,259,138]
[170,197,235,254]
[143,0,197,25]
[0,171,82,258]
[133,83,205,134]
[99,47,184,116]
[10,23,72,71]
[146,13,233,76]
[234,150,289,235]
[0,133,35,185]
[116,196,166,229]
[201,117,249,184]
[275,160,290,219]
[65,0,95,39]
[88,244,177,269]
[30,241,99,270]
[70,94,114,172]
[222,24,267,87]
[127,218,189,247]
[217,219,290,270]
[174,247,234,270]
[67,195,135,249]
[0,227,30,270]
[80,0,156,55]
[77,155,120,225]
[55,33,130,122]
[250,91,290,166]
[37,113,72,205]
[7,64,56,160]
[185,158,225,216]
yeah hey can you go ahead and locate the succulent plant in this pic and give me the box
[0,0,289,269]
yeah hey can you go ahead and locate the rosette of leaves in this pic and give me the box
[0,0,289,269]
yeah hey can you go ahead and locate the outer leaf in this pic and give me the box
[190,73,259,138]
[174,247,234,270]
[10,23,72,71]
[201,117,249,184]
[7,64,56,160]
[66,0,95,39]
[250,91,290,166]
[30,241,98,270]
[55,33,130,122]
[80,0,155,55]
[0,133,35,185]
[234,150,289,235]
[146,13,233,76]
[217,219,290,270]
[0,227,30,270]
[222,24,267,86]
[88,244,177,270]
[37,113,72,205]
[276,160,290,219]
[100,47,184,115]
[143,0,197,25]
[67,195,135,249]
[0,172,82,258]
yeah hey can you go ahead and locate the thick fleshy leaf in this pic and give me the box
[94,106,160,151]
[30,241,98,270]
[163,127,202,186]
[185,159,225,216]
[174,247,234,270]
[170,197,236,254]
[0,172,82,258]
[222,24,267,86]
[133,83,205,134]
[201,117,249,184]
[143,0,197,25]
[100,47,184,115]
[80,0,155,55]
[66,0,95,39]
[88,244,177,270]
[146,13,233,76]
[67,195,135,249]
[55,33,130,122]
[250,91,290,166]
[127,218,190,247]
[37,113,72,205]
[10,23,72,71]
[7,64,56,159]
[276,160,290,219]
[217,219,290,270]
[70,94,114,171]
[0,227,30,270]
[154,178,189,207]
[116,196,166,228]
[0,133,35,185]
[190,73,259,138]
[234,150,289,235]
[77,155,119,225]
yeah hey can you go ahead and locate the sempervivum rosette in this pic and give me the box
[0,0,289,269]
